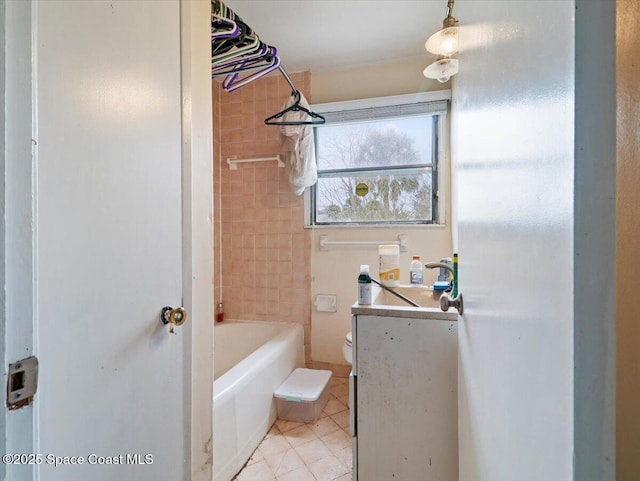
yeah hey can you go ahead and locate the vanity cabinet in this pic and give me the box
[351,312,458,481]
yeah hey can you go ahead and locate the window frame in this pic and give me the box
[306,91,450,227]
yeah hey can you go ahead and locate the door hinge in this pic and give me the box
[7,356,38,410]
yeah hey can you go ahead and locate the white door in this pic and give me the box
[453,1,615,480]
[4,1,197,480]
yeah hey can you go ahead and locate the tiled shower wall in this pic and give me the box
[213,72,312,364]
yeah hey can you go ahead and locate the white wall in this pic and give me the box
[309,68,453,367]
[310,226,452,365]
[311,56,449,104]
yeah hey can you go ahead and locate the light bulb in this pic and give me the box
[425,27,459,56]
[440,32,458,56]
[437,74,450,83]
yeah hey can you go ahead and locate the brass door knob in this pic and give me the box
[160,306,188,328]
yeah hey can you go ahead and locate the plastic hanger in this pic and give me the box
[211,14,239,39]
[212,43,270,76]
[223,51,281,92]
[212,21,261,64]
[264,90,326,126]
[211,0,323,121]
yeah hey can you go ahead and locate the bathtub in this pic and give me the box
[213,321,304,481]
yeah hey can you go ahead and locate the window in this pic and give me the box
[311,94,448,225]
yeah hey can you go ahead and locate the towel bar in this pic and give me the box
[227,155,284,170]
[319,234,407,252]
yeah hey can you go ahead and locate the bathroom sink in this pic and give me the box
[352,284,456,320]
[372,285,443,309]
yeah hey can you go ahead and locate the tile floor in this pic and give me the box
[233,376,352,481]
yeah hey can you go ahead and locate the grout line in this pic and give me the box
[237,406,352,481]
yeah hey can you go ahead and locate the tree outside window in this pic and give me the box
[314,114,437,224]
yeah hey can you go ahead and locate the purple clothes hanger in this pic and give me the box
[222,53,281,92]
[211,43,269,76]
[219,45,276,84]
[211,0,324,125]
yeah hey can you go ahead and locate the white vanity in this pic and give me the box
[350,286,458,481]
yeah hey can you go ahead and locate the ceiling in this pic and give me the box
[223,0,448,73]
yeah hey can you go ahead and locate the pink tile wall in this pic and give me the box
[213,71,312,365]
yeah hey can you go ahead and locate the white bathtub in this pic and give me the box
[213,321,304,481]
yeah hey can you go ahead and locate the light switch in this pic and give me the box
[315,294,337,312]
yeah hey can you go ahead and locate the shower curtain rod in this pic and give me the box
[278,66,297,94]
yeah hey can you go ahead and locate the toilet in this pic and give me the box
[342,331,353,365]
[343,331,353,408]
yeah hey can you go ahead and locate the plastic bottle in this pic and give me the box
[409,255,424,285]
[378,244,400,287]
[216,302,224,323]
[358,265,372,305]
[438,257,453,282]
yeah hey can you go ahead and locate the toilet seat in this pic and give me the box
[342,332,353,407]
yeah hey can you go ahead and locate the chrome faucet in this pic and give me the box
[424,261,454,275]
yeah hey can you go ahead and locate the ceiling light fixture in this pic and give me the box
[425,0,459,56]
[423,0,459,83]
[423,58,459,84]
